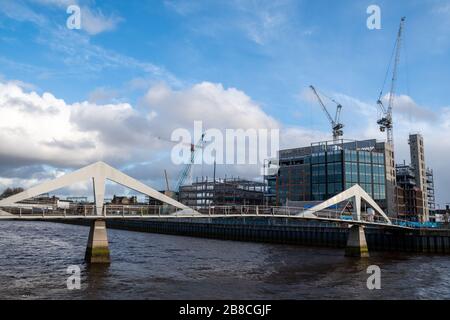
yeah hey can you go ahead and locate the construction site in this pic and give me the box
[165,17,442,224]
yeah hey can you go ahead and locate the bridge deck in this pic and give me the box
[0,212,413,230]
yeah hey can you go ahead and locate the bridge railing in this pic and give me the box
[0,204,186,218]
[197,205,445,229]
[0,203,445,229]
[198,204,368,223]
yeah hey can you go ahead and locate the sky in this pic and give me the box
[0,0,449,205]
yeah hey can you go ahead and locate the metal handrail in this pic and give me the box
[1,204,447,229]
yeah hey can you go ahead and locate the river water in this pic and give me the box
[0,220,449,300]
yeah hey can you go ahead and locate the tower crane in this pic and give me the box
[174,133,205,192]
[376,17,406,148]
[309,85,344,143]
[157,133,206,192]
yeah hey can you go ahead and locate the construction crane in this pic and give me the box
[174,133,205,192]
[376,17,406,148]
[157,134,206,192]
[309,85,344,142]
[164,169,170,191]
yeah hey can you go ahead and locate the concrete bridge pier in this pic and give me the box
[85,219,110,264]
[345,225,369,258]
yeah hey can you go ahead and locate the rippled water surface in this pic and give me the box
[0,221,449,299]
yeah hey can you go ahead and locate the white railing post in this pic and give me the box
[19,208,22,218]
[256,206,259,215]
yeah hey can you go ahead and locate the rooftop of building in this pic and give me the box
[179,177,266,192]
[279,138,389,160]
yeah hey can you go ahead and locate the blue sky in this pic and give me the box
[1,0,449,113]
[0,0,449,204]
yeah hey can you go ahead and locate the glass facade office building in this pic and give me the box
[278,159,311,202]
[274,140,388,209]
[311,150,385,201]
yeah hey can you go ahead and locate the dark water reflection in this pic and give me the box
[0,221,449,299]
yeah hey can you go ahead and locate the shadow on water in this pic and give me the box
[83,263,111,299]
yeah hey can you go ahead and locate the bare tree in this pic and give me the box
[0,187,24,199]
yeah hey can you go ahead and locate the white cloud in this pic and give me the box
[0,0,46,25]
[163,0,201,16]
[164,0,297,45]
[0,81,153,170]
[88,87,119,104]
[79,6,123,36]
[433,3,450,14]
[236,2,287,45]
[0,80,283,195]
[141,82,281,179]
[389,94,438,122]
[1,1,168,87]
[37,26,180,84]
[31,0,74,7]
[143,82,279,135]
[30,0,123,35]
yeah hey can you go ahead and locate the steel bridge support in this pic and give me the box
[345,225,369,258]
[85,219,110,264]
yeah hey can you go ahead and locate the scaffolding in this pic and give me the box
[426,168,436,211]
[178,177,266,209]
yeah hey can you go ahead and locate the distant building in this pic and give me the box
[263,158,280,206]
[66,196,88,203]
[432,205,450,223]
[179,178,265,209]
[111,195,138,205]
[20,194,59,205]
[396,163,425,221]
[395,133,435,222]
[408,133,430,220]
[144,191,178,214]
[264,174,277,206]
[426,168,436,212]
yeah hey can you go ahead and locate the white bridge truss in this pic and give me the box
[0,161,195,215]
[0,161,400,228]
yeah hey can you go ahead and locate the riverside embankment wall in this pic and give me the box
[56,217,450,254]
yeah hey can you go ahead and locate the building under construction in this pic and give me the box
[178,177,266,209]
[395,133,435,222]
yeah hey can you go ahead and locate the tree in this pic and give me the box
[0,187,24,199]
